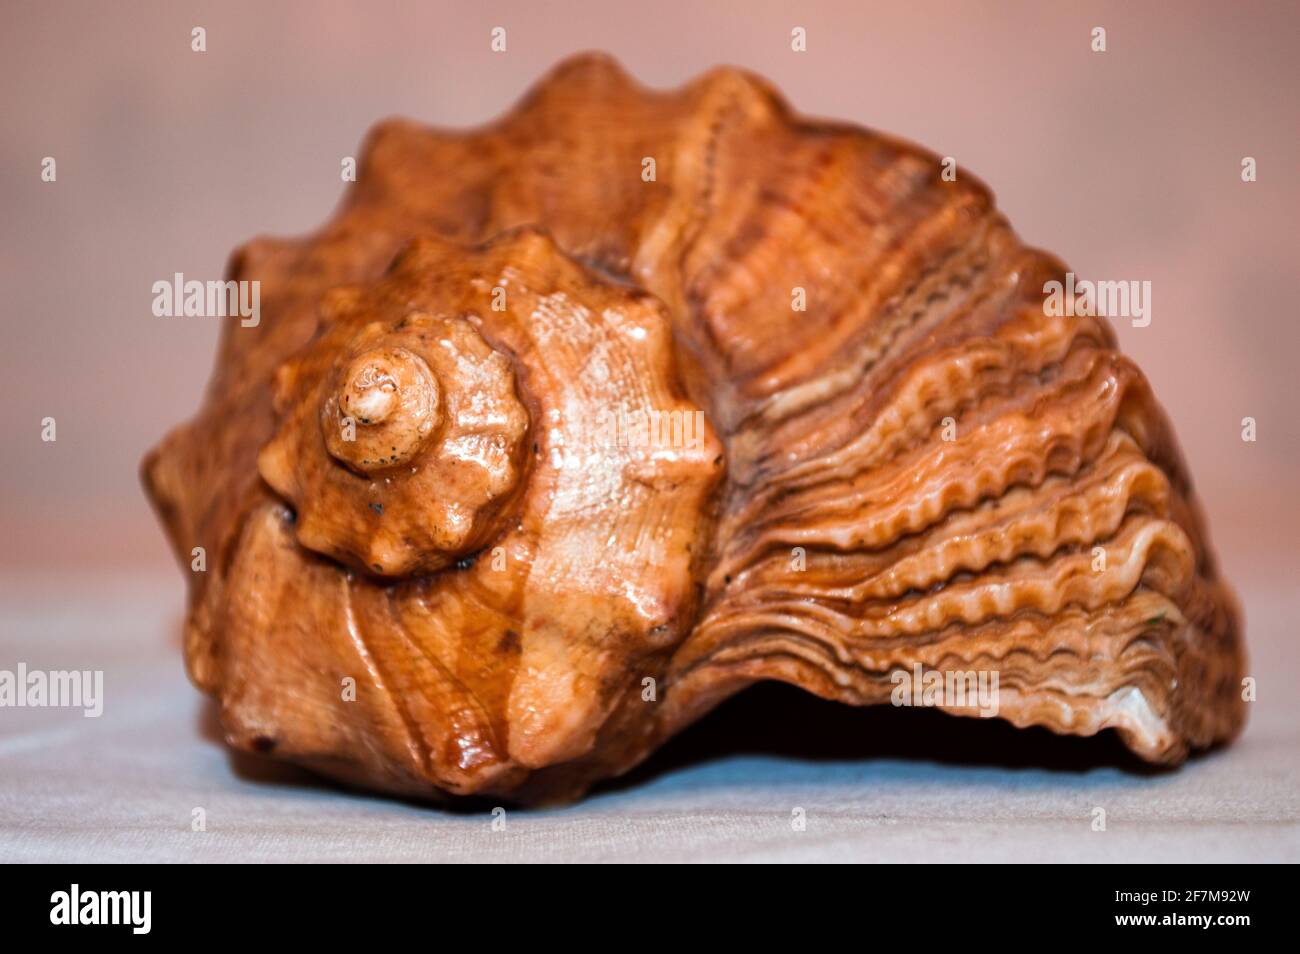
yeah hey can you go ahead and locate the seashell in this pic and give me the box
[142,54,1245,803]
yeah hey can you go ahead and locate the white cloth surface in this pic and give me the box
[1,575,1296,863]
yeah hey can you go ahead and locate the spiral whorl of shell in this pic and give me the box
[142,54,1244,803]
[258,293,530,578]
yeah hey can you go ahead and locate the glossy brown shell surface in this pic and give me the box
[143,54,1245,803]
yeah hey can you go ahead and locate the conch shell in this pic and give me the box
[143,54,1245,803]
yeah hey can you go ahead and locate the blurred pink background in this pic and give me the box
[2,0,1297,583]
